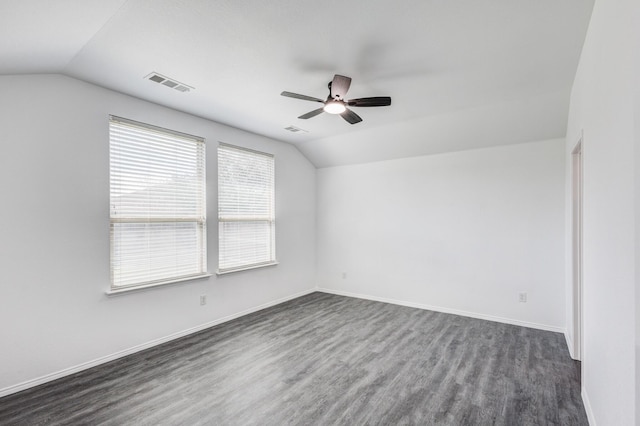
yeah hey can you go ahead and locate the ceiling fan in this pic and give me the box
[281,74,391,124]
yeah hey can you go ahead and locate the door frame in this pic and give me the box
[571,137,583,361]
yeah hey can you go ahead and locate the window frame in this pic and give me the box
[108,115,210,294]
[217,142,277,274]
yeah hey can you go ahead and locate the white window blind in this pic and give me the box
[218,143,276,273]
[109,116,207,291]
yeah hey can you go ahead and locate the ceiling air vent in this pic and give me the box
[284,125,308,133]
[145,72,194,93]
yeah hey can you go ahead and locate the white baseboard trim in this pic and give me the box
[0,288,317,398]
[317,288,564,333]
[565,331,575,359]
[582,387,596,425]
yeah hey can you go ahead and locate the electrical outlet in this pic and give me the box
[519,292,527,303]
[200,295,207,306]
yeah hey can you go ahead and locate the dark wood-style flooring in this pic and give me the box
[0,292,588,425]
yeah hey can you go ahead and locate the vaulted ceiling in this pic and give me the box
[1,0,594,167]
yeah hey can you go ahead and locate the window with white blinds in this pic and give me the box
[109,116,208,291]
[218,143,276,273]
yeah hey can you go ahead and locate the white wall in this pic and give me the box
[636,85,640,426]
[633,4,640,421]
[317,139,566,331]
[636,71,640,426]
[0,74,316,394]
[564,0,639,424]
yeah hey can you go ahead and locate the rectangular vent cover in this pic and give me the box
[145,72,194,93]
[284,125,308,133]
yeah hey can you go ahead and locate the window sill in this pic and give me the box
[106,273,212,296]
[216,261,279,276]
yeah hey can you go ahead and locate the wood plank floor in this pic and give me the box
[0,292,588,425]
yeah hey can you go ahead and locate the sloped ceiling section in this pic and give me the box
[0,0,128,73]
[0,0,594,167]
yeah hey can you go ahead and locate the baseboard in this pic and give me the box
[0,288,316,398]
[317,288,564,333]
[565,331,575,359]
[582,387,596,425]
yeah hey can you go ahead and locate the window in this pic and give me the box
[218,143,276,273]
[109,116,208,292]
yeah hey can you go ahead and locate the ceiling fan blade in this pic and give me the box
[298,107,325,119]
[347,96,392,107]
[330,75,352,100]
[340,108,363,124]
[281,91,324,103]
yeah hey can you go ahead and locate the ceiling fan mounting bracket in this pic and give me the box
[327,81,342,100]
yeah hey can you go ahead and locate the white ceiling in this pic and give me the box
[1,0,594,167]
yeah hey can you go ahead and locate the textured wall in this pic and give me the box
[564,0,639,423]
[0,74,316,393]
[317,139,566,330]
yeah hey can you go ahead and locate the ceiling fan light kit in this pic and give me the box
[323,100,346,114]
[281,74,391,125]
